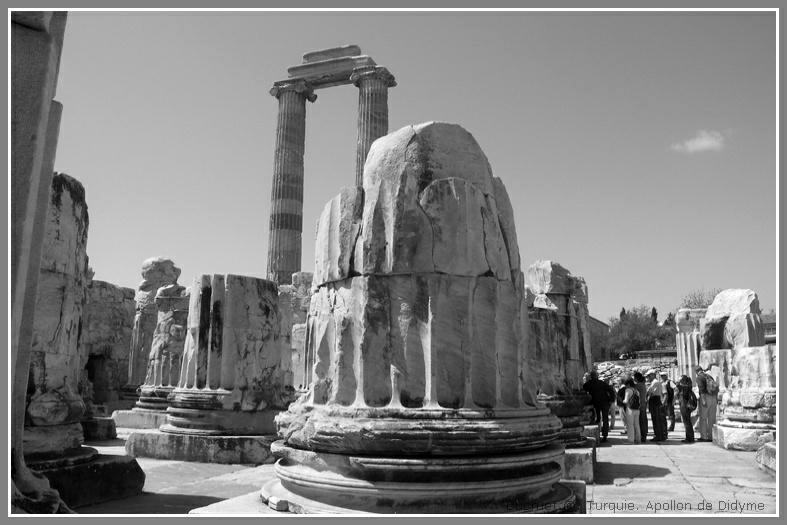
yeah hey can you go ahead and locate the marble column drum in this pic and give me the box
[350,65,396,186]
[266,80,316,285]
[264,122,581,514]
[675,308,706,382]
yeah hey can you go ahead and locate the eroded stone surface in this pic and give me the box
[126,258,181,392]
[26,174,90,455]
[270,122,574,514]
[78,281,135,409]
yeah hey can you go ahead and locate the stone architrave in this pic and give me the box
[11,11,70,513]
[674,308,705,381]
[135,284,190,410]
[124,274,295,464]
[524,260,594,448]
[261,123,582,514]
[121,257,181,403]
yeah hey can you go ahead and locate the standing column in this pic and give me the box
[350,66,396,186]
[266,80,316,285]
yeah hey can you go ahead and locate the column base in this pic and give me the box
[712,420,775,451]
[26,447,145,508]
[135,385,174,410]
[23,422,83,456]
[125,428,277,464]
[251,440,580,514]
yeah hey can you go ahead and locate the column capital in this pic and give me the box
[350,66,397,88]
[270,79,317,102]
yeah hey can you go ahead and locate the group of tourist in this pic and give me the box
[582,365,718,446]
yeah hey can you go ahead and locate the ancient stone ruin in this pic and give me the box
[675,307,706,381]
[696,289,776,451]
[78,280,135,414]
[266,45,396,284]
[524,260,595,482]
[125,274,295,464]
[22,171,145,509]
[112,257,185,430]
[260,122,582,513]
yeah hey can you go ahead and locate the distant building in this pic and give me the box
[588,316,612,362]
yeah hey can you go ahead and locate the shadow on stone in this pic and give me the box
[593,462,671,485]
[78,492,225,514]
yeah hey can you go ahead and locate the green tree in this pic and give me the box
[608,305,674,356]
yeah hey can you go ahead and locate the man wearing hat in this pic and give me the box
[645,369,667,441]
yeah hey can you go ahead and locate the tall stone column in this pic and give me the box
[11,12,69,513]
[266,80,316,285]
[350,65,396,186]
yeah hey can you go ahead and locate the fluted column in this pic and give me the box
[351,66,396,186]
[266,80,316,285]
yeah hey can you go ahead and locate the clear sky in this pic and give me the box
[53,11,777,322]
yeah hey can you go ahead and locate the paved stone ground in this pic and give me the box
[588,422,776,515]
[78,421,776,515]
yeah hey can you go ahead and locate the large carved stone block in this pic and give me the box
[266,122,579,514]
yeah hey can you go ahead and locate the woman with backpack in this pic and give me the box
[677,375,697,443]
[622,376,642,444]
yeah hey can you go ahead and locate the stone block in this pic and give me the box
[581,424,600,441]
[313,186,363,287]
[755,443,776,476]
[34,454,145,508]
[125,429,277,465]
[81,417,117,441]
[712,421,775,451]
[562,445,595,483]
[525,260,572,295]
[700,316,729,350]
[112,408,168,430]
[724,313,765,349]
[705,289,761,318]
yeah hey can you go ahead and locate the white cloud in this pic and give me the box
[670,130,726,154]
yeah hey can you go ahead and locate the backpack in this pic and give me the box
[705,375,719,396]
[686,390,698,412]
[628,389,640,410]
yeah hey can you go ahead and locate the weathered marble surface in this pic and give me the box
[165,274,294,434]
[126,258,181,393]
[77,280,135,408]
[269,122,577,514]
[26,174,90,456]
[138,284,190,404]
[675,308,706,381]
[701,289,764,350]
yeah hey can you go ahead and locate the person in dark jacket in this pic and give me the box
[677,375,696,443]
[661,372,676,432]
[633,371,648,443]
[583,370,611,442]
